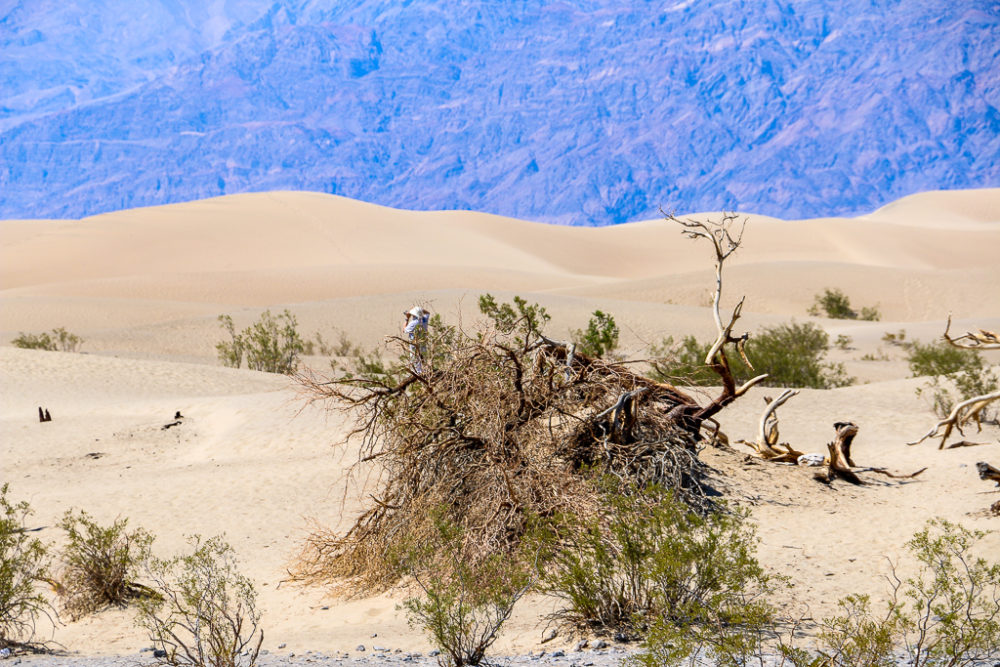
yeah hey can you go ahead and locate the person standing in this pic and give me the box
[403,306,430,373]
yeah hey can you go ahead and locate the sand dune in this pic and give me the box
[2,189,999,656]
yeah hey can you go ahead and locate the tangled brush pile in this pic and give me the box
[293,306,715,591]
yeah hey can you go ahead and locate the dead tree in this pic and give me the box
[666,213,769,428]
[908,389,1000,449]
[943,315,1000,351]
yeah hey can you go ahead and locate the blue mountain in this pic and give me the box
[1,1,998,224]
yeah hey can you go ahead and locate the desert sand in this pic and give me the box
[2,188,999,656]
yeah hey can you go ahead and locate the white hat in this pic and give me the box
[406,306,428,318]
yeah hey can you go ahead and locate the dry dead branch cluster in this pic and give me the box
[293,326,715,590]
[292,214,775,591]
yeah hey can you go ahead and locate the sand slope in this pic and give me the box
[2,189,999,655]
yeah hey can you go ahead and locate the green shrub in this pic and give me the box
[650,322,852,389]
[0,484,52,649]
[572,310,620,358]
[11,327,83,352]
[397,512,531,667]
[746,321,853,388]
[216,309,304,374]
[809,288,880,321]
[812,594,899,667]
[136,535,262,667]
[56,510,155,620]
[539,486,773,644]
[807,519,1000,666]
[907,340,999,418]
[478,294,550,342]
[896,519,1000,666]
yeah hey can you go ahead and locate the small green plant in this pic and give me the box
[809,288,880,321]
[907,340,999,418]
[303,330,364,358]
[56,510,155,620]
[539,486,773,643]
[650,322,852,389]
[478,294,550,342]
[136,535,262,667]
[11,327,83,352]
[216,310,304,374]
[0,484,52,649]
[834,334,854,351]
[882,330,908,347]
[397,512,531,667]
[812,594,899,667]
[572,310,620,358]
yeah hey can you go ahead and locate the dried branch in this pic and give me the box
[908,389,1000,449]
[943,314,1000,351]
[816,421,864,485]
[747,389,804,462]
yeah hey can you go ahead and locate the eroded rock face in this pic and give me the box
[2,1,998,224]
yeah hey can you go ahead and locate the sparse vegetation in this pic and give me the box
[136,535,262,667]
[397,512,531,667]
[56,510,155,620]
[11,327,83,352]
[0,484,52,650]
[216,309,304,374]
[572,310,620,359]
[809,288,881,321]
[907,339,999,419]
[539,486,773,644]
[650,321,853,389]
[834,334,854,351]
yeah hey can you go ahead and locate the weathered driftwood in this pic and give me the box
[815,421,926,485]
[747,389,804,462]
[820,421,864,485]
[977,461,1000,487]
[943,314,1000,351]
[908,389,1000,449]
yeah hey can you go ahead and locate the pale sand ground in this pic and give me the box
[2,188,1000,656]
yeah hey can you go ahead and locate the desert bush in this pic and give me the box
[539,486,773,642]
[803,519,1000,666]
[136,535,262,667]
[650,322,852,389]
[895,519,1000,666]
[810,594,899,667]
[216,309,304,374]
[397,512,531,667]
[572,310,620,359]
[56,510,155,619]
[907,340,999,418]
[809,288,880,321]
[0,484,52,649]
[11,327,83,352]
[293,297,710,591]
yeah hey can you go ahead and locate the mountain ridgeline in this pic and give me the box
[1,0,998,224]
